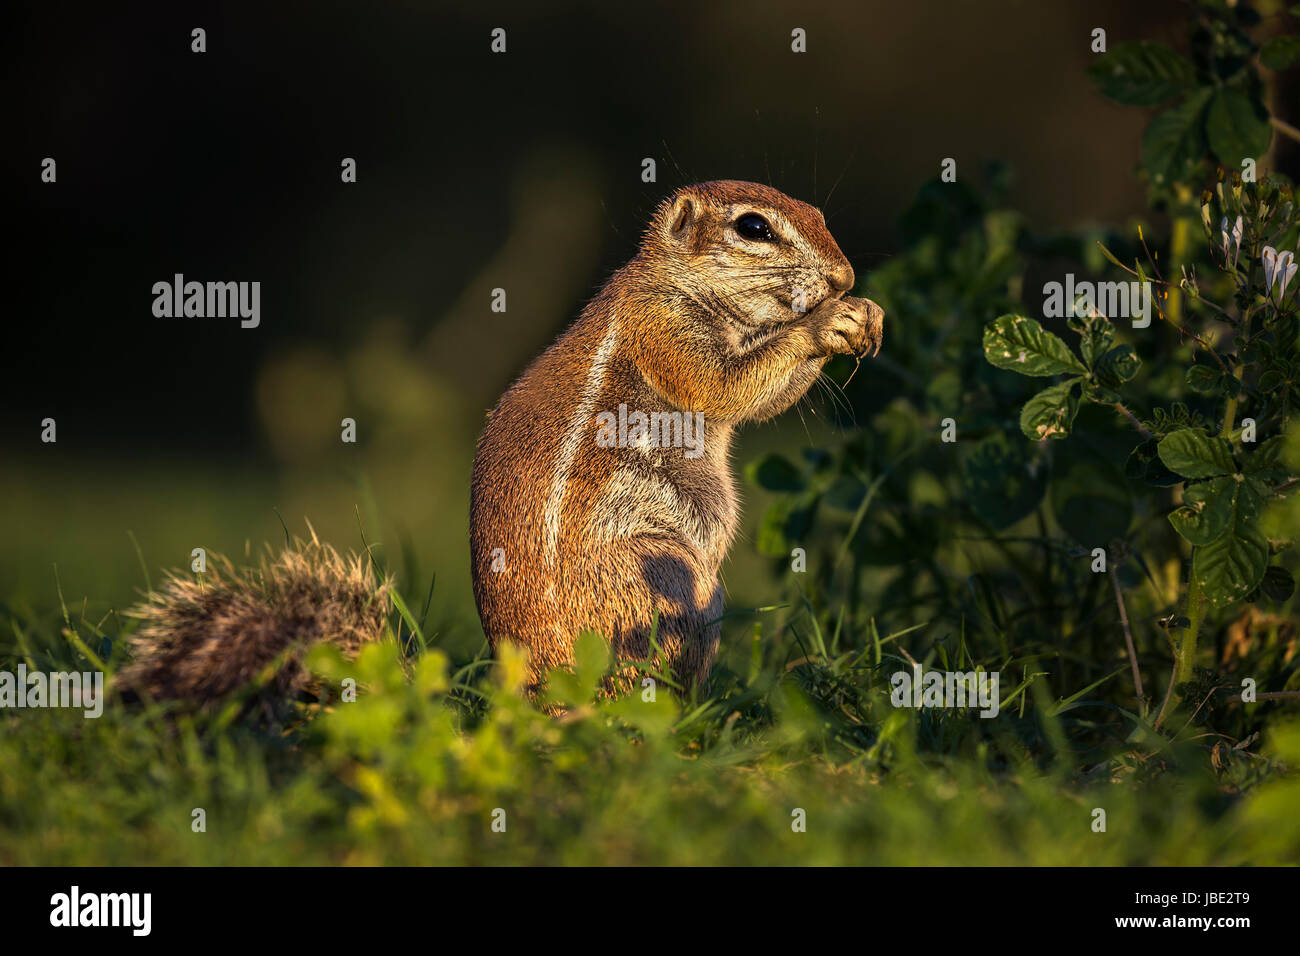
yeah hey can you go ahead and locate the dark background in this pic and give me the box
[4,0,1284,645]
[6,0,1187,449]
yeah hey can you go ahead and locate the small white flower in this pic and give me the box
[1280,251,1297,299]
[1220,215,1244,266]
[1262,245,1297,299]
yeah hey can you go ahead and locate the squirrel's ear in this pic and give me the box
[663,194,697,243]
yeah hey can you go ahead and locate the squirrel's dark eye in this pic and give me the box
[735,213,775,242]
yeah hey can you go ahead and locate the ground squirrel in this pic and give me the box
[470,180,884,696]
[116,534,391,711]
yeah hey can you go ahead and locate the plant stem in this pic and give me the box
[1221,387,1239,437]
[1156,572,1205,731]
[1162,295,1275,728]
[1110,569,1145,715]
[1166,186,1193,324]
[1113,402,1153,439]
[1216,310,1248,434]
[1271,116,1300,147]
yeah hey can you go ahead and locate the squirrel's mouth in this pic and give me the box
[776,286,835,311]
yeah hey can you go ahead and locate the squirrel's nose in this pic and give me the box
[827,262,855,293]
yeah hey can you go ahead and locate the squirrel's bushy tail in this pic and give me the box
[116,534,391,706]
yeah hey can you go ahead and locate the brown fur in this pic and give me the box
[116,535,391,706]
[470,180,884,695]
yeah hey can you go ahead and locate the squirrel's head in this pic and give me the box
[639,180,855,328]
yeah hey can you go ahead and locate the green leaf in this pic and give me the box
[1095,241,1129,271]
[756,497,818,557]
[1157,428,1235,478]
[1081,380,1122,404]
[1261,565,1296,602]
[756,499,793,556]
[1169,476,1235,544]
[1261,35,1300,70]
[1079,318,1116,368]
[823,474,866,511]
[1141,89,1211,186]
[1194,522,1269,609]
[961,431,1047,529]
[801,447,833,473]
[924,368,963,416]
[745,453,805,492]
[1088,41,1196,106]
[1095,344,1141,387]
[1127,436,1183,487]
[1281,421,1300,470]
[1185,364,1221,393]
[1239,476,1271,521]
[1050,452,1134,546]
[1020,379,1082,441]
[983,315,1087,377]
[1263,485,1300,542]
[1257,369,1285,392]
[1205,87,1272,165]
[1243,435,1285,480]
[573,629,612,702]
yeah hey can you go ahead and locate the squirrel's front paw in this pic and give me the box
[809,295,884,357]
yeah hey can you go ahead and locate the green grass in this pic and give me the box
[2,560,1298,866]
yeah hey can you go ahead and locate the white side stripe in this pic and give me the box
[543,318,621,564]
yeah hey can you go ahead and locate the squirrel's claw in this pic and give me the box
[813,294,884,358]
[859,298,885,358]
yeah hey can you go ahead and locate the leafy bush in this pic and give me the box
[745,0,1300,760]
